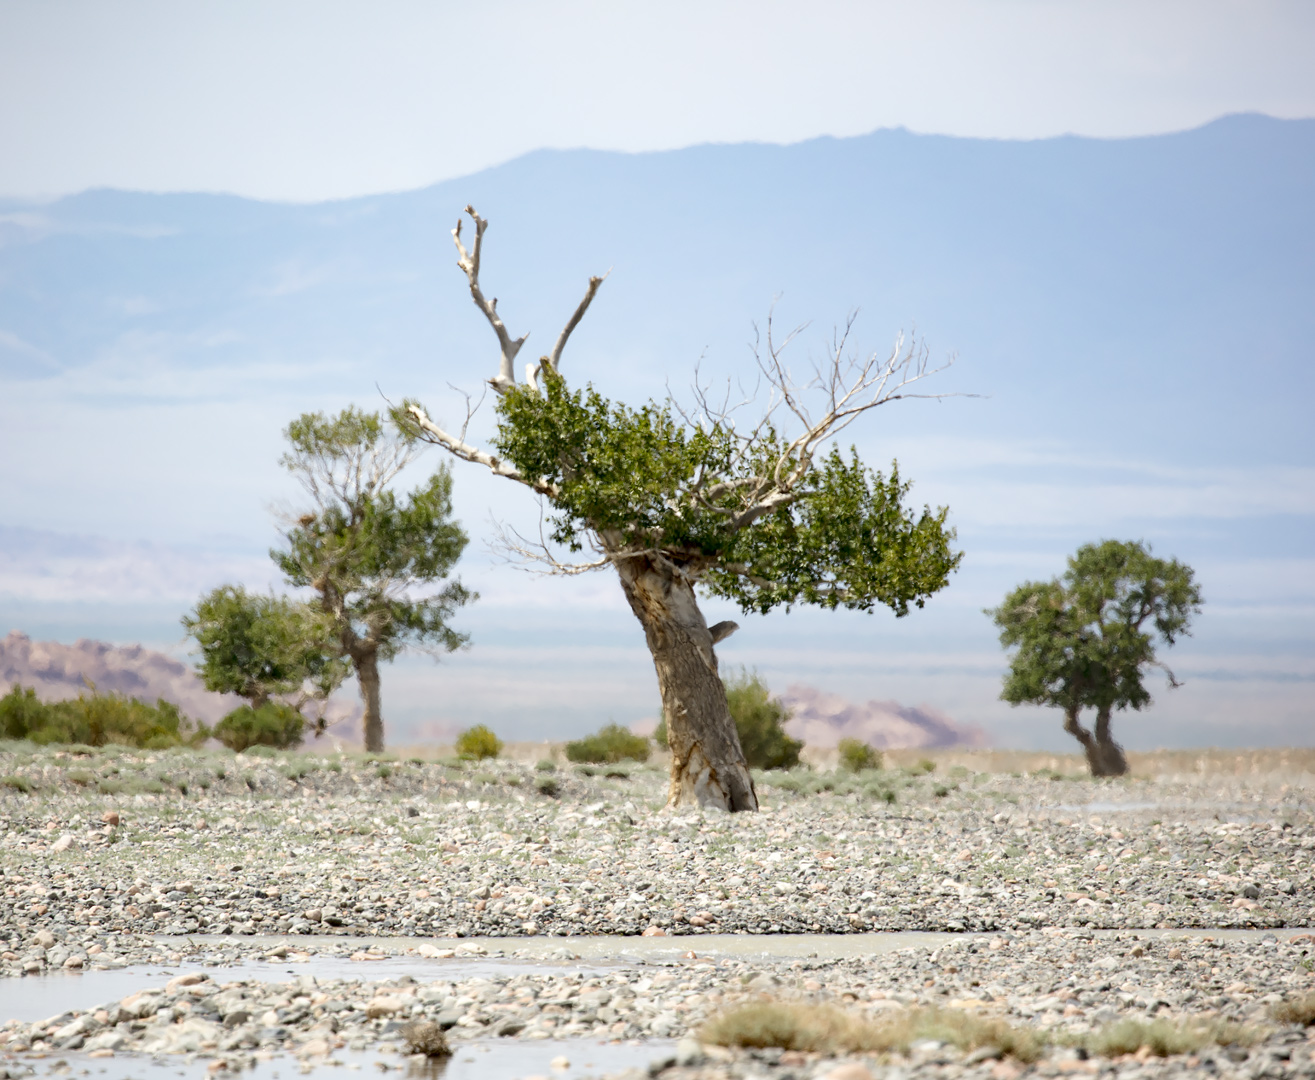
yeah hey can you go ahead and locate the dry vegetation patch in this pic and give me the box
[699,1002,1043,1062]
[1271,992,1315,1027]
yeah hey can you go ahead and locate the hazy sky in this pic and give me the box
[2,0,1314,201]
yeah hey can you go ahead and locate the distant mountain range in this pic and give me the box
[2,114,1311,470]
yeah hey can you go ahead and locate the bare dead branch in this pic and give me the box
[454,206,527,393]
[406,403,559,497]
[544,271,608,376]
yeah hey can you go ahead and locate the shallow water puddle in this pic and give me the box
[21,1037,677,1080]
[0,956,621,1025]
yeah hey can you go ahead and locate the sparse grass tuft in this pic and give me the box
[535,759,557,773]
[1082,1018,1262,1058]
[700,1003,1042,1062]
[66,768,96,786]
[534,775,560,797]
[2,774,34,793]
[1272,992,1315,1026]
[401,1020,451,1057]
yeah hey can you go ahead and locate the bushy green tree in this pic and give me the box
[182,586,349,717]
[402,208,960,811]
[273,406,474,753]
[989,540,1202,776]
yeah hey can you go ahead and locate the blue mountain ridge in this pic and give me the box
[2,113,1312,467]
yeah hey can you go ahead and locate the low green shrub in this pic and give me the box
[566,723,651,764]
[837,738,882,773]
[214,703,305,752]
[2,774,34,793]
[535,759,557,773]
[455,725,502,760]
[0,684,207,749]
[758,768,896,803]
[534,775,560,797]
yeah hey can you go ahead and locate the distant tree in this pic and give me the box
[272,407,474,753]
[182,585,349,718]
[401,207,961,811]
[989,540,1202,777]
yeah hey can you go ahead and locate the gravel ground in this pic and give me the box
[0,742,1312,1078]
[0,928,1311,1077]
[0,744,1311,962]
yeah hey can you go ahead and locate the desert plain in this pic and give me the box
[0,743,1312,1080]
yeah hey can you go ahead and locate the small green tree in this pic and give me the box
[273,407,475,753]
[989,540,1202,777]
[182,585,349,717]
[402,207,960,811]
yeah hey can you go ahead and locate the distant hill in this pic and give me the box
[780,684,988,750]
[0,630,361,739]
[0,629,234,723]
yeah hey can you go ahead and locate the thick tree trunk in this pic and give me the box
[1063,705,1127,777]
[354,649,385,754]
[615,556,757,812]
[1092,705,1128,777]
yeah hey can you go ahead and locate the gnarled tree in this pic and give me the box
[989,539,1202,776]
[401,207,962,810]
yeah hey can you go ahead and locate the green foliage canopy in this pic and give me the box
[487,372,960,617]
[272,407,474,663]
[989,539,1203,720]
[182,585,348,709]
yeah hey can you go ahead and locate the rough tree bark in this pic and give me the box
[354,647,384,755]
[1063,705,1128,777]
[615,555,758,811]
[1092,704,1129,777]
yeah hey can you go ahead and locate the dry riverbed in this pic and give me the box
[0,743,1312,1079]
